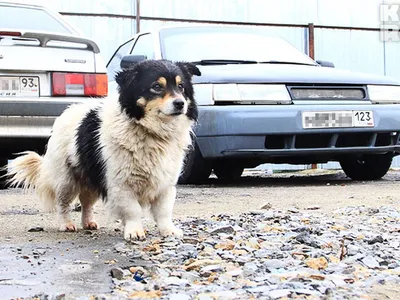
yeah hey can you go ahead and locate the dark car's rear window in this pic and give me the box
[0,5,72,34]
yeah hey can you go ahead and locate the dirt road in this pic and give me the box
[0,169,399,298]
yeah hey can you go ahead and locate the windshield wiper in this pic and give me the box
[192,59,316,66]
[192,59,258,65]
[260,60,316,66]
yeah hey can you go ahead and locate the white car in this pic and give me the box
[0,1,108,183]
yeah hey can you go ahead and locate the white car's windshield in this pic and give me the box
[160,27,317,66]
[0,4,72,34]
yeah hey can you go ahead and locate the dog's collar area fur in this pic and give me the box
[133,112,193,142]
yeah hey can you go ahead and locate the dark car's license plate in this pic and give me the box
[302,110,374,129]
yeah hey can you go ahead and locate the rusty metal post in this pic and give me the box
[308,23,315,59]
[308,23,317,170]
[136,0,141,33]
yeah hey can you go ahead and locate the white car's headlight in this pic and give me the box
[193,84,292,105]
[368,85,400,103]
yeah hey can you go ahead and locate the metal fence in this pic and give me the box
[56,0,396,79]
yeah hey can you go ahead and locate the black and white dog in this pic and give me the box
[7,59,201,241]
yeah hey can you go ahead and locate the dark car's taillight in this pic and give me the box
[52,73,108,97]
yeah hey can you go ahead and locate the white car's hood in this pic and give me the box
[194,63,400,86]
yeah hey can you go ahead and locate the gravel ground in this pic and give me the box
[0,169,399,299]
[91,206,400,299]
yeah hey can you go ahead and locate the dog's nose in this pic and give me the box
[173,98,185,110]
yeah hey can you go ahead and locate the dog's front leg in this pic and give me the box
[108,187,145,241]
[151,186,183,238]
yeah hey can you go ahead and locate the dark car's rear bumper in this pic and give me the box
[195,104,400,164]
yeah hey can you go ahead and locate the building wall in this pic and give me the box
[41,0,391,73]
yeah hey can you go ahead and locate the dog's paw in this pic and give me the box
[159,225,183,238]
[83,221,98,230]
[59,222,77,232]
[124,225,146,241]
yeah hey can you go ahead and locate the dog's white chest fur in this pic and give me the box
[99,99,192,203]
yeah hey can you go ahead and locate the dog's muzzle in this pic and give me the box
[172,98,185,115]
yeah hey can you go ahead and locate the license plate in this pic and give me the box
[0,76,39,97]
[302,110,374,129]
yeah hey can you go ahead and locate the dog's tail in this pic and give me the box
[5,151,56,211]
[6,151,42,190]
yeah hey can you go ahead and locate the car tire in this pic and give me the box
[213,161,244,181]
[178,142,212,184]
[0,157,8,189]
[339,154,393,181]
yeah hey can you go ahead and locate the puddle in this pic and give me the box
[0,235,130,298]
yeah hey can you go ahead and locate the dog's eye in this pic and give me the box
[151,83,163,93]
[178,83,184,92]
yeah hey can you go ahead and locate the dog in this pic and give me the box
[6,59,201,241]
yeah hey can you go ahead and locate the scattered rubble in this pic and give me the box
[5,205,400,299]
[107,205,400,299]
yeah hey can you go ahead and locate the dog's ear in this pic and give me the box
[115,67,138,91]
[176,62,201,77]
[175,61,199,122]
[115,66,145,120]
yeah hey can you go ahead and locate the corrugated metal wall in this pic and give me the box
[23,0,400,170]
